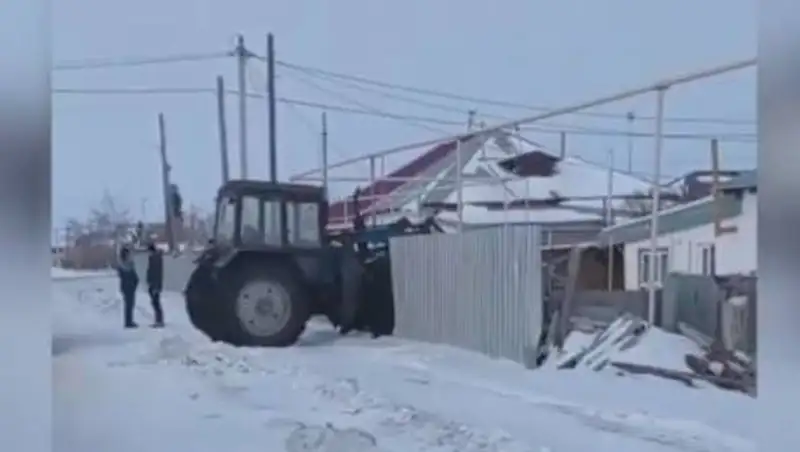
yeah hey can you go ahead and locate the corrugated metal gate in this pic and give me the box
[389,225,543,366]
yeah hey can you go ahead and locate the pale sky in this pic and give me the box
[52,0,757,226]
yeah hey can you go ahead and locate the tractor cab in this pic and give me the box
[212,180,327,251]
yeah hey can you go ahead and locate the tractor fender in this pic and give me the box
[221,250,311,293]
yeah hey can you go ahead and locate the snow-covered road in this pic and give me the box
[52,271,754,452]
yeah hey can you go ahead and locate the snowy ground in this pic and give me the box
[52,270,754,452]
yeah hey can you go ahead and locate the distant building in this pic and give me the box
[597,171,757,290]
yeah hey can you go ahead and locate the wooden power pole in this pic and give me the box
[235,35,249,179]
[158,113,175,252]
[216,75,230,184]
[267,33,278,182]
[711,138,737,236]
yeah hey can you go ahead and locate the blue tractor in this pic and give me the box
[184,180,440,347]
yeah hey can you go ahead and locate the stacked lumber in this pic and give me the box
[552,315,756,396]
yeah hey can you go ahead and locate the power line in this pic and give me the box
[281,70,453,135]
[52,51,231,71]
[282,101,353,165]
[52,87,758,143]
[52,87,464,124]
[53,49,755,126]
[271,59,756,126]
[276,68,757,141]
[289,67,497,119]
[519,124,756,142]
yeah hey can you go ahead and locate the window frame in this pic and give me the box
[239,195,282,246]
[214,195,238,245]
[286,201,322,247]
[699,243,716,276]
[638,247,670,288]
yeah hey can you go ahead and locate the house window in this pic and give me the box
[638,247,670,288]
[699,243,716,276]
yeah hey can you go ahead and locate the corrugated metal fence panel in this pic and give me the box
[389,225,542,365]
[667,273,721,340]
[664,273,757,356]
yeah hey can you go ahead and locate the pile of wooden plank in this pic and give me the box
[551,314,756,397]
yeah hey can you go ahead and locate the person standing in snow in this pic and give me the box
[145,243,165,327]
[116,246,140,328]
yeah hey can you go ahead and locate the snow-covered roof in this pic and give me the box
[327,129,664,230]
[411,132,655,225]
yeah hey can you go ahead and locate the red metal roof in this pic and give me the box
[328,136,472,223]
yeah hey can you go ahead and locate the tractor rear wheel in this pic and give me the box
[223,263,310,347]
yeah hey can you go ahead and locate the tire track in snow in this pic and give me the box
[59,280,750,452]
[361,346,754,452]
[136,334,535,452]
[63,281,536,451]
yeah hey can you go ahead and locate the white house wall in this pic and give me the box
[622,192,757,290]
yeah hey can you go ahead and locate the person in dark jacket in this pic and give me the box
[146,243,165,327]
[116,246,140,328]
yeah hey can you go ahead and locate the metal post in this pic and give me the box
[605,148,615,225]
[626,111,635,172]
[369,156,376,226]
[235,35,249,179]
[455,138,464,231]
[321,112,328,196]
[158,113,175,252]
[140,198,148,222]
[267,33,278,182]
[524,174,531,223]
[502,179,509,226]
[216,75,230,184]
[647,88,667,324]
[606,148,615,290]
[559,131,567,159]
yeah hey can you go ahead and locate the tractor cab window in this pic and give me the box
[240,195,282,246]
[215,196,237,244]
[286,202,321,247]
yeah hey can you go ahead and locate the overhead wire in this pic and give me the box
[53,49,756,126]
[285,67,500,119]
[277,68,455,135]
[280,93,353,165]
[273,59,756,126]
[275,64,757,142]
[52,51,232,71]
[52,87,465,124]
[52,87,758,143]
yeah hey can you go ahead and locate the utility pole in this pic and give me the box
[321,112,329,196]
[140,198,148,221]
[235,34,249,179]
[605,148,615,291]
[626,111,635,172]
[267,33,278,182]
[157,113,175,252]
[216,75,230,184]
[711,138,737,236]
